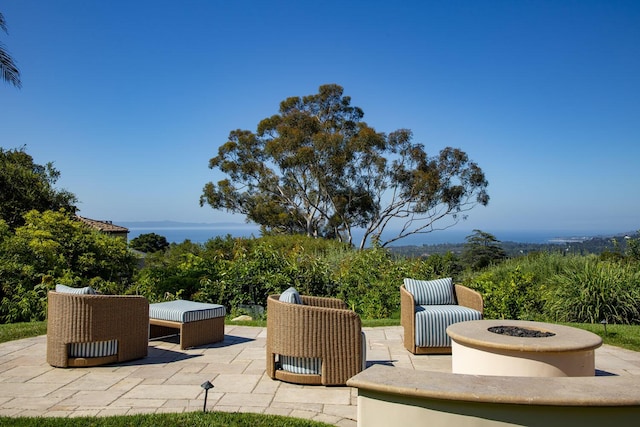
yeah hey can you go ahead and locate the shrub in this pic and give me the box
[547,260,640,324]
[468,267,543,320]
[0,210,137,322]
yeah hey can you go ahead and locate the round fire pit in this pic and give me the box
[446,320,602,377]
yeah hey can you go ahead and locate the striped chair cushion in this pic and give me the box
[280,356,322,375]
[69,340,118,358]
[279,287,303,304]
[404,277,455,305]
[149,300,226,323]
[279,331,367,375]
[55,284,97,295]
[414,305,482,347]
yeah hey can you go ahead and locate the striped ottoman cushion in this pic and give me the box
[69,340,118,358]
[415,305,482,347]
[149,300,226,323]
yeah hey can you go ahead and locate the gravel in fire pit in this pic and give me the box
[488,325,556,338]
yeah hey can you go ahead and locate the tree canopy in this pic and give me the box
[0,147,78,230]
[201,84,489,249]
[130,232,170,253]
[0,12,21,88]
[462,229,507,270]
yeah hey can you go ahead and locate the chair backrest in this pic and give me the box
[47,291,149,367]
[403,277,456,305]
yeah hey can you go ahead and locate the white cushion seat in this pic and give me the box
[149,299,226,322]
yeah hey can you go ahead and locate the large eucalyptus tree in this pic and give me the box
[202,84,489,249]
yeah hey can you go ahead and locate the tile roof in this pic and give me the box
[75,215,129,233]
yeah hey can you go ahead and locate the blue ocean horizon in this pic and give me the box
[125,224,619,246]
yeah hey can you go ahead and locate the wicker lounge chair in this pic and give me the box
[46,291,149,367]
[266,293,364,386]
[401,278,483,354]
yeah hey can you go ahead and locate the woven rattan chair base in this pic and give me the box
[46,291,149,368]
[266,294,363,386]
[274,370,323,385]
[149,317,224,350]
[67,355,119,367]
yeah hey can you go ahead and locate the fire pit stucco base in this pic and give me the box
[447,319,603,377]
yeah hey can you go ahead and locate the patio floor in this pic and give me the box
[1,325,640,426]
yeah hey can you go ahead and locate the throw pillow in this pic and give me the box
[55,284,97,295]
[279,287,302,304]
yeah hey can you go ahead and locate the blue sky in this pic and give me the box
[2,1,639,238]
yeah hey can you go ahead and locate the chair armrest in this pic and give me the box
[400,285,416,352]
[454,284,484,314]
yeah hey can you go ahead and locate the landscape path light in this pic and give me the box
[201,380,214,413]
[600,319,608,335]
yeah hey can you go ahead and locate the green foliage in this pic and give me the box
[129,232,170,253]
[469,267,542,320]
[548,260,640,324]
[201,84,488,249]
[134,235,345,310]
[0,147,77,230]
[463,252,576,320]
[461,229,507,270]
[624,232,640,262]
[0,210,137,322]
[334,246,394,318]
[463,252,640,325]
[3,219,640,326]
[0,12,22,88]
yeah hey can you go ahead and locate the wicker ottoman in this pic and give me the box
[149,300,226,349]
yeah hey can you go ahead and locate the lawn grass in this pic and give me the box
[0,321,46,344]
[566,322,640,352]
[0,412,330,427]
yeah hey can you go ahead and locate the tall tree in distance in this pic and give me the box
[462,229,507,270]
[0,12,21,88]
[201,84,489,249]
[130,232,170,253]
[0,147,77,229]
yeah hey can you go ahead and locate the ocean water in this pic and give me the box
[127,227,604,246]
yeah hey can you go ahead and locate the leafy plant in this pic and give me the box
[548,260,640,324]
[0,210,137,322]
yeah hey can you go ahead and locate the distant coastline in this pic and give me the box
[119,221,634,246]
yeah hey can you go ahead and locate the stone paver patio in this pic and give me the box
[1,325,640,426]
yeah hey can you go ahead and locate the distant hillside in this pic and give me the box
[119,220,255,229]
[389,231,639,258]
